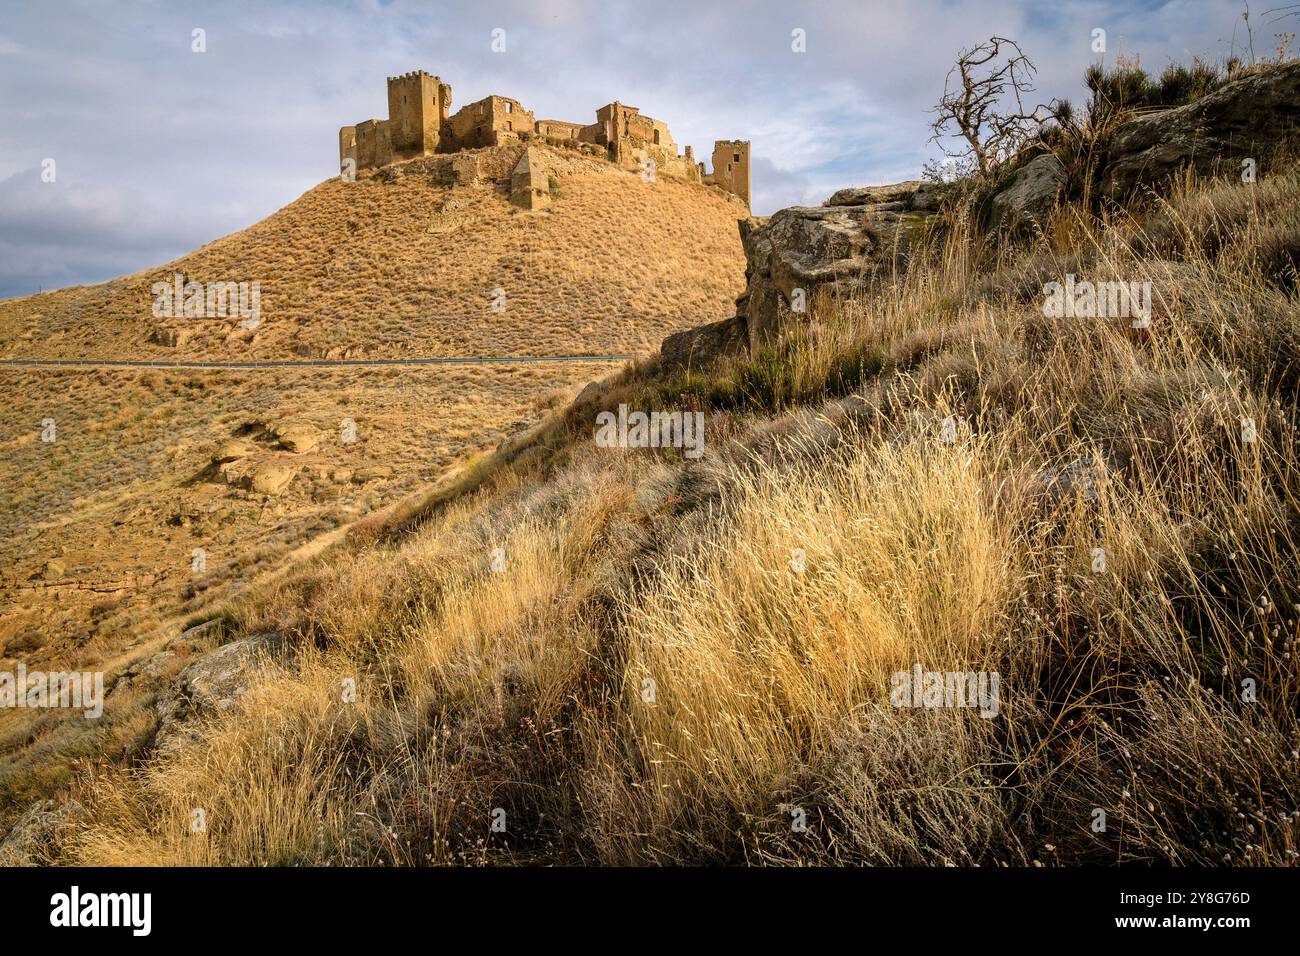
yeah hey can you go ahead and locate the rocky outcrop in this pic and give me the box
[822,181,930,208]
[352,465,393,483]
[0,799,84,866]
[208,420,323,496]
[214,438,258,463]
[229,460,298,495]
[988,154,1067,234]
[153,631,287,755]
[148,325,196,349]
[660,315,748,373]
[1098,61,1300,202]
[271,423,320,454]
[738,182,937,350]
[110,619,223,699]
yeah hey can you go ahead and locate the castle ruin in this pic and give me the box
[339,71,750,208]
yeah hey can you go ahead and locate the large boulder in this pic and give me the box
[822,180,926,207]
[223,459,297,495]
[214,438,258,463]
[738,182,937,350]
[1098,61,1300,202]
[660,315,749,373]
[271,423,320,454]
[988,154,1067,234]
[0,799,85,866]
[153,632,286,755]
[110,619,224,698]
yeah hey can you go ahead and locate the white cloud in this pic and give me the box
[0,0,1252,298]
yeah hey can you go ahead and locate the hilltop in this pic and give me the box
[0,144,748,361]
[0,141,748,818]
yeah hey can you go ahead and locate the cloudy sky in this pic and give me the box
[0,0,1265,298]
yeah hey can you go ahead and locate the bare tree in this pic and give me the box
[930,36,1055,177]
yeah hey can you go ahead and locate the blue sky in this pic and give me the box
[0,0,1262,298]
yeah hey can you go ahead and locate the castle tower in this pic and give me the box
[338,126,357,173]
[711,140,751,208]
[386,70,452,160]
[355,118,391,170]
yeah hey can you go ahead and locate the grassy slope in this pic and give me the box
[56,152,1300,866]
[0,145,748,361]
[0,144,747,824]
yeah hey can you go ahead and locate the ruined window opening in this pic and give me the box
[733,153,740,162]
[506,102,513,113]
[653,130,660,145]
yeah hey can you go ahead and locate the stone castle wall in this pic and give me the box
[337,71,750,206]
[443,95,536,151]
[354,118,391,170]
[704,139,751,207]
[535,119,584,140]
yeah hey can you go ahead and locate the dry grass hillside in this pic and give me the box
[0,144,747,821]
[48,145,1300,866]
[0,144,749,362]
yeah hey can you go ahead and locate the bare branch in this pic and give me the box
[930,35,1051,177]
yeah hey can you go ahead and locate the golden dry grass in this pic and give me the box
[0,145,748,362]
[52,158,1300,866]
[0,144,747,825]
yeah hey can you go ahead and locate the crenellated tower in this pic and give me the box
[385,70,452,160]
[708,140,751,208]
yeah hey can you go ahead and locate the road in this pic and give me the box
[0,354,632,369]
